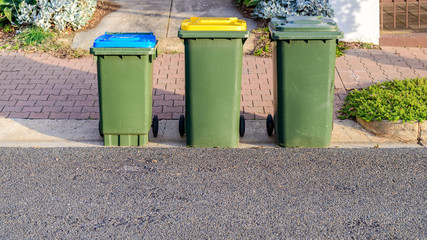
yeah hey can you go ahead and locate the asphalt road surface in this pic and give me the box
[0,147,425,239]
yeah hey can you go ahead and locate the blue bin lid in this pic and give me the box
[93,32,156,48]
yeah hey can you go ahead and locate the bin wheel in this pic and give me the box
[152,115,159,137]
[266,114,274,137]
[99,120,104,138]
[239,115,245,137]
[179,115,185,137]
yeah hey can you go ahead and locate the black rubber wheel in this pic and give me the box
[179,115,185,137]
[152,115,159,137]
[239,115,245,137]
[99,120,104,138]
[266,114,274,137]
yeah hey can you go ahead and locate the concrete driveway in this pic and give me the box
[72,0,257,52]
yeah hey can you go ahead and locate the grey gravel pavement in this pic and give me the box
[0,148,425,239]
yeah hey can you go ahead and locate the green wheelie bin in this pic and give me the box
[178,17,249,148]
[266,16,343,148]
[90,32,158,146]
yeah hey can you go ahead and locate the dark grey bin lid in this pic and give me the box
[269,16,343,40]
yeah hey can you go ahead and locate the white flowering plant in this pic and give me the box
[253,0,334,19]
[16,0,97,31]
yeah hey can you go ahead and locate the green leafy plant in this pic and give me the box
[338,78,427,123]
[0,0,16,23]
[3,22,13,32]
[244,0,262,6]
[0,21,14,32]
[235,0,262,6]
[253,27,269,34]
[254,48,263,56]
[361,42,376,49]
[16,26,54,46]
[254,43,271,56]
[336,41,349,57]
[0,43,11,49]
[252,27,272,57]
[0,0,35,23]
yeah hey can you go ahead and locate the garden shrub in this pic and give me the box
[252,0,334,19]
[16,0,97,31]
[339,78,427,123]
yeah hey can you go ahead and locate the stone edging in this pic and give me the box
[356,118,426,143]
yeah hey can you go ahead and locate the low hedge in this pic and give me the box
[338,78,427,123]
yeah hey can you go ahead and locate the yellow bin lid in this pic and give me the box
[181,17,247,31]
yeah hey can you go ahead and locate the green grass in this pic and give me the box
[0,26,87,58]
[17,26,54,46]
[2,26,88,58]
[338,78,427,123]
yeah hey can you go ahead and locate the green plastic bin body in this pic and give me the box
[178,30,249,148]
[269,16,343,148]
[90,35,157,147]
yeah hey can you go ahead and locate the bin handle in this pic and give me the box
[191,17,238,24]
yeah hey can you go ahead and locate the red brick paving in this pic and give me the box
[0,47,426,120]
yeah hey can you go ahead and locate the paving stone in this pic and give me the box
[49,112,70,119]
[28,112,49,119]
[0,49,425,123]
[8,112,29,118]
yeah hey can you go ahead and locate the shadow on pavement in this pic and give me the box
[0,52,272,144]
[345,48,427,72]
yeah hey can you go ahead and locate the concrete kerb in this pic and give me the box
[357,118,426,143]
[0,118,423,148]
[420,121,427,145]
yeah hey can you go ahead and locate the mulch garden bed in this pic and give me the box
[0,0,120,58]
